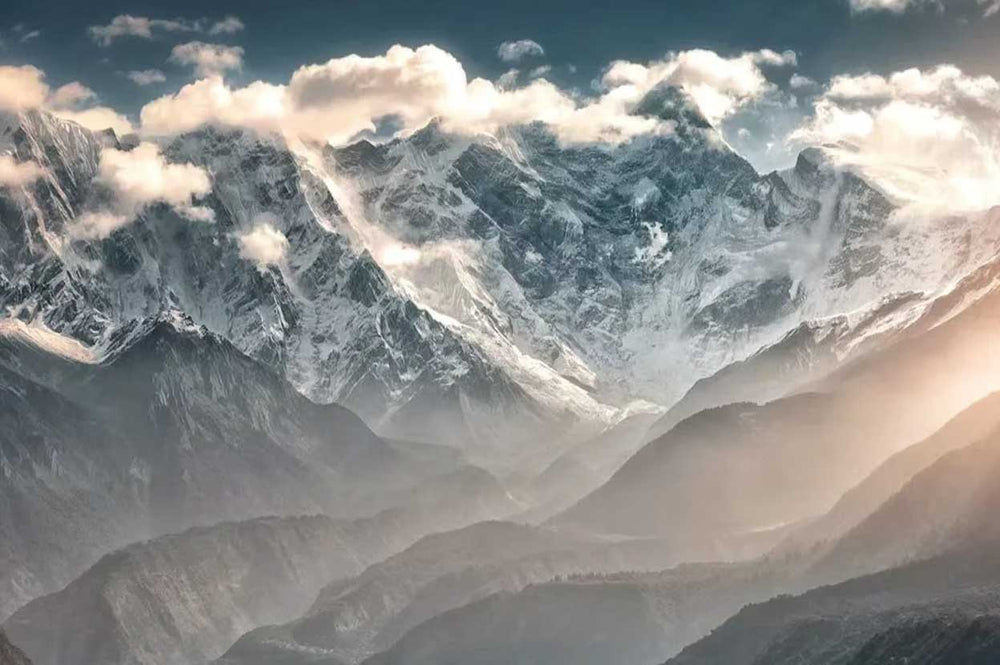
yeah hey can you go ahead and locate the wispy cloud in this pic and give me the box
[209,16,245,35]
[127,69,167,86]
[88,14,245,47]
[849,0,1000,16]
[0,154,45,188]
[47,81,97,109]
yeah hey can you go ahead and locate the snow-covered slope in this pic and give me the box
[3,97,1000,464]
[555,267,1000,542]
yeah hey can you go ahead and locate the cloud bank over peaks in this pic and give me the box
[791,64,1000,211]
[603,48,797,125]
[75,142,213,239]
[139,43,794,146]
[0,65,49,111]
[0,65,134,135]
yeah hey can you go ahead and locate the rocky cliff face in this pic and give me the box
[4,102,997,464]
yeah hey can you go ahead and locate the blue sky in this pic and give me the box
[2,0,1000,192]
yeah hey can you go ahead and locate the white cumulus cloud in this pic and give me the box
[791,65,1000,212]
[497,39,545,63]
[47,82,97,109]
[0,65,49,112]
[603,48,797,124]
[75,142,213,239]
[139,44,792,146]
[237,216,289,268]
[140,76,287,137]
[0,65,134,135]
[169,42,244,77]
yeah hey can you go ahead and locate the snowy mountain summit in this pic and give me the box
[1,91,997,464]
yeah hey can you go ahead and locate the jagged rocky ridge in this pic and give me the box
[4,97,999,465]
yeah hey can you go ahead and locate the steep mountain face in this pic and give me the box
[647,248,1000,442]
[666,545,1000,665]
[554,268,1000,543]
[4,103,998,463]
[0,631,31,665]
[0,313,464,619]
[332,120,1000,410]
[217,522,681,665]
[1,110,594,462]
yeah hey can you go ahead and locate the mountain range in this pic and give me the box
[4,86,1000,665]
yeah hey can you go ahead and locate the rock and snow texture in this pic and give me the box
[554,266,1000,543]
[3,100,1000,464]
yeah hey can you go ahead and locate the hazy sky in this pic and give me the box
[2,0,1000,201]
